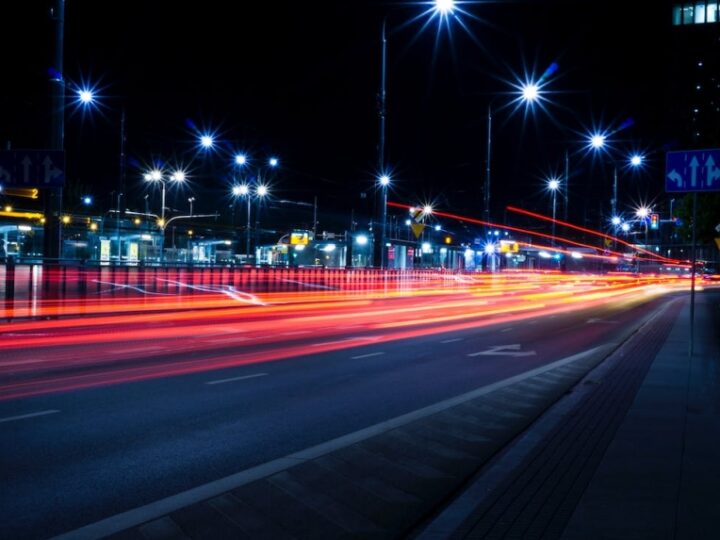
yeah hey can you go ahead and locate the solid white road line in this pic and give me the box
[205,373,268,386]
[440,338,463,344]
[501,328,514,333]
[350,352,385,360]
[0,410,60,424]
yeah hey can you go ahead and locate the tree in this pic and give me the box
[675,193,720,244]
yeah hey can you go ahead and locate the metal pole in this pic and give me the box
[115,192,122,262]
[485,104,492,233]
[160,182,165,263]
[119,107,127,195]
[612,166,618,219]
[690,192,697,356]
[245,195,251,259]
[313,195,318,237]
[45,0,65,261]
[552,189,557,246]
[564,148,569,222]
[379,18,388,269]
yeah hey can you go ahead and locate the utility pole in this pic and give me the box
[45,0,65,261]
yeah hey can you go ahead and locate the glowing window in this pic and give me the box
[695,2,706,23]
[673,5,682,24]
[708,2,718,22]
[683,4,695,24]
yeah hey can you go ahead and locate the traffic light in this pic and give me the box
[650,213,659,230]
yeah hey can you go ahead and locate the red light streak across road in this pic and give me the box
[0,271,709,401]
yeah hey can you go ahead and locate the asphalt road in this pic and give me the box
[0,293,674,539]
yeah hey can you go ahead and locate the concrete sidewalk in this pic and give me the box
[418,292,720,540]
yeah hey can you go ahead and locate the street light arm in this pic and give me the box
[163,213,218,229]
[277,199,313,207]
[124,210,159,219]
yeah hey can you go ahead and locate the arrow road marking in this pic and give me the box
[468,344,536,358]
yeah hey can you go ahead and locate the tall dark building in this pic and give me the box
[670,2,720,147]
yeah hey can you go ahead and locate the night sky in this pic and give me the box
[2,1,674,233]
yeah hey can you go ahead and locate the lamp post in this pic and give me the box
[144,168,187,262]
[636,206,650,246]
[231,154,277,262]
[379,174,390,268]
[485,82,542,235]
[547,177,560,246]
[375,1,458,267]
[188,197,195,217]
[588,133,645,223]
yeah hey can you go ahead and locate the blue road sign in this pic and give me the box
[666,148,720,192]
[0,150,65,188]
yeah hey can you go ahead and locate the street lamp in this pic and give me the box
[231,154,280,260]
[636,206,650,246]
[484,79,545,235]
[188,196,195,216]
[378,174,391,268]
[145,168,188,261]
[588,132,645,223]
[547,177,560,245]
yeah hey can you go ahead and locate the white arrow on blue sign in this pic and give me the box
[0,150,65,188]
[666,148,720,192]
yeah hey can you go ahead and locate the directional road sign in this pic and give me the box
[666,148,720,192]
[0,150,65,188]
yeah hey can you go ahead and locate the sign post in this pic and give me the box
[666,148,720,356]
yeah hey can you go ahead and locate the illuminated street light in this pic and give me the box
[268,157,279,167]
[621,223,631,232]
[636,206,650,219]
[235,154,247,166]
[82,195,92,206]
[379,174,391,268]
[611,216,622,226]
[521,83,539,103]
[547,177,560,245]
[630,154,644,167]
[170,170,186,182]
[590,133,606,149]
[423,204,433,215]
[77,88,94,105]
[434,0,455,15]
[256,184,269,197]
[200,134,214,149]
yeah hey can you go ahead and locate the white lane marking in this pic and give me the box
[205,373,268,386]
[586,318,619,324]
[500,328,514,333]
[468,344,536,358]
[54,344,611,540]
[351,352,385,360]
[279,331,312,336]
[440,338,464,344]
[311,336,380,347]
[0,410,60,424]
